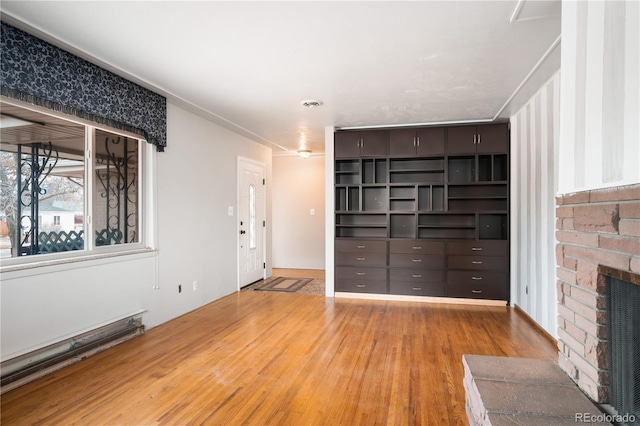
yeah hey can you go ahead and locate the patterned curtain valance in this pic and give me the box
[1,22,167,151]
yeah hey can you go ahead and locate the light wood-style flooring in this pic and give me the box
[272,268,325,279]
[1,275,556,425]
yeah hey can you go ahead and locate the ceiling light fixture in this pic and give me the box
[300,100,322,108]
[297,149,312,159]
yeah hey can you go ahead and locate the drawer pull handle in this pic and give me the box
[472,247,483,251]
[412,259,422,263]
[472,277,483,280]
[356,284,366,288]
[472,261,483,264]
[356,272,366,276]
[356,257,366,261]
[472,290,482,294]
[412,274,422,278]
[357,245,366,249]
[412,246,422,250]
[412,287,422,291]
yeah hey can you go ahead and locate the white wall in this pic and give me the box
[0,101,272,359]
[510,71,561,338]
[0,254,153,359]
[145,102,272,328]
[559,0,640,194]
[272,154,325,270]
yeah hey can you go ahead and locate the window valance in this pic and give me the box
[1,22,167,151]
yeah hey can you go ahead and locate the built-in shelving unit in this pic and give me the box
[334,123,510,301]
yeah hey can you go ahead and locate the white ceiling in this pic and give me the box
[1,1,561,155]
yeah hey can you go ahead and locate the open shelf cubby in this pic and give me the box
[390,158,445,184]
[479,154,508,182]
[479,214,508,240]
[417,185,445,211]
[335,186,360,211]
[363,159,387,184]
[390,214,416,238]
[362,187,388,211]
[448,157,475,182]
[335,160,360,184]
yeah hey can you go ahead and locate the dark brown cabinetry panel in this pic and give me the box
[448,255,507,271]
[447,126,478,155]
[335,266,387,293]
[335,266,387,281]
[389,253,445,269]
[336,239,387,253]
[334,132,361,158]
[447,240,507,256]
[390,281,446,297]
[389,240,445,254]
[336,251,387,267]
[390,268,445,283]
[389,127,445,157]
[447,271,507,300]
[334,122,509,301]
[447,124,508,155]
[335,279,388,294]
[335,130,388,158]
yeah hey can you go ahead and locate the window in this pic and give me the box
[249,183,256,249]
[0,101,145,260]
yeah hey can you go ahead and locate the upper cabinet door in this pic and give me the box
[360,130,388,157]
[389,128,417,157]
[416,127,445,156]
[389,128,445,157]
[447,126,478,154]
[476,124,508,153]
[335,132,362,158]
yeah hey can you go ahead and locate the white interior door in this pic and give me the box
[238,158,265,287]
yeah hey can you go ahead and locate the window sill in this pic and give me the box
[0,248,157,274]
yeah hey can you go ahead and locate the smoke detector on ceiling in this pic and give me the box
[300,100,323,108]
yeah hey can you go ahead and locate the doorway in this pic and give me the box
[237,157,266,288]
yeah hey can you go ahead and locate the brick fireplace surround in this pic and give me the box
[556,183,640,403]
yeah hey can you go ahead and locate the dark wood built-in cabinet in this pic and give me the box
[334,123,509,301]
[334,130,388,158]
[389,127,445,157]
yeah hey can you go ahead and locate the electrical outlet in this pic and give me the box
[193,280,198,291]
[178,284,182,293]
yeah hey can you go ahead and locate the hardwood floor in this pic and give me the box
[272,268,325,279]
[1,291,557,425]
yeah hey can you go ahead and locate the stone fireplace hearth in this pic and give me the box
[556,183,640,405]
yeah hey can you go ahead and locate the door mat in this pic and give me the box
[253,277,313,293]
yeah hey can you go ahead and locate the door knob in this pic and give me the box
[240,230,246,235]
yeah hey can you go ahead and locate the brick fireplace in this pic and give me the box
[556,183,640,403]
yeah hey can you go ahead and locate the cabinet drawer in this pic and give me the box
[448,255,506,271]
[447,270,507,286]
[336,279,387,294]
[447,241,507,256]
[335,239,387,253]
[389,240,445,254]
[390,281,446,297]
[336,252,386,267]
[390,268,445,283]
[447,271,507,300]
[389,253,445,268]
[336,266,387,281]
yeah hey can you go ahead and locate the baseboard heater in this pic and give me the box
[1,313,145,394]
